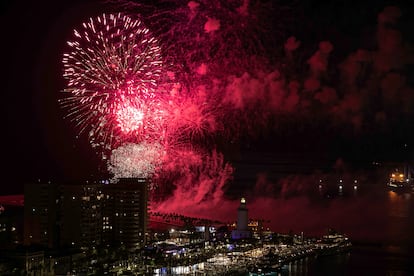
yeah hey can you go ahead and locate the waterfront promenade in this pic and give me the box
[152,234,351,275]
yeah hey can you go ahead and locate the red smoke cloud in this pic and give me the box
[153,149,234,215]
[216,6,414,134]
[307,41,333,77]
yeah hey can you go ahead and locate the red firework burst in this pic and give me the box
[62,13,166,152]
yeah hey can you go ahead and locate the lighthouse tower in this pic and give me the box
[231,198,251,240]
[237,197,248,231]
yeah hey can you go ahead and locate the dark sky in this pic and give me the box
[1,0,104,194]
[1,0,413,195]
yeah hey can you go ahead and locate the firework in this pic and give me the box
[108,142,164,179]
[109,0,298,144]
[163,89,220,144]
[62,13,165,152]
[115,0,295,77]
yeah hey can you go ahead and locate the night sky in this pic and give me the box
[2,0,104,194]
[2,0,414,195]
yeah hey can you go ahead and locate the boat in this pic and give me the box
[316,232,352,257]
[387,166,413,191]
[248,265,280,276]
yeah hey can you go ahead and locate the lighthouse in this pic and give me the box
[237,197,248,231]
[231,197,251,240]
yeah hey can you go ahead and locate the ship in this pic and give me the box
[387,164,414,191]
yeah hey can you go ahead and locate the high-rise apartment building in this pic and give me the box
[60,184,104,248]
[23,178,148,252]
[24,181,59,248]
[104,178,148,251]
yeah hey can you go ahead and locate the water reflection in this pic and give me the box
[317,178,360,198]
[274,187,414,274]
[277,254,350,276]
[387,191,412,218]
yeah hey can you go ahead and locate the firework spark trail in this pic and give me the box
[112,0,294,77]
[154,0,267,74]
[108,0,301,143]
[61,11,234,192]
[87,1,278,199]
[62,13,166,152]
[108,142,164,179]
[162,87,220,144]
